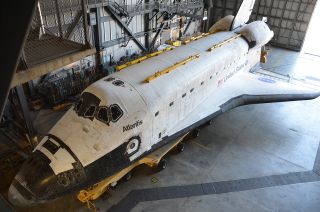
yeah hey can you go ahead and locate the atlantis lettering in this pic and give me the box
[123,120,143,132]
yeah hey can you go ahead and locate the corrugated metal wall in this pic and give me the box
[207,0,317,51]
[254,0,317,50]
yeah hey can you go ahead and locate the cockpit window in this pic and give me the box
[75,99,83,112]
[74,92,101,121]
[84,105,96,118]
[74,92,124,125]
[110,104,123,122]
[96,106,109,124]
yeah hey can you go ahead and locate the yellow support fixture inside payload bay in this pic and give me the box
[144,54,200,83]
[207,34,242,52]
[165,40,182,47]
[181,32,211,45]
[116,46,174,71]
[116,31,214,73]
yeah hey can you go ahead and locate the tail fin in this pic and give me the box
[231,0,256,30]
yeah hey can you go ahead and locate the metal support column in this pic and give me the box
[81,0,90,47]
[16,85,35,137]
[104,6,147,52]
[0,0,38,119]
[144,0,150,51]
[91,7,102,67]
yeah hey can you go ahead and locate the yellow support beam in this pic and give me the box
[144,54,200,83]
[165,40,181,47]
[116,47,174,71]
[207,34,242,52]
[182,32,211,45]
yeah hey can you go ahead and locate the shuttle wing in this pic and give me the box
[169,69,320,135]
[231,0,256,30]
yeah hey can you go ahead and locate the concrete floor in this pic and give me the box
[6,47,320,212]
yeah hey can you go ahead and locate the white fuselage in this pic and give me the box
[36,21,273,178]
[8,20,276,206]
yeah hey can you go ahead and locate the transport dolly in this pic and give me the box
[77,133,189,210]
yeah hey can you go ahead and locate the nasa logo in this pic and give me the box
[123,120,143,132]
[258,77,276,84]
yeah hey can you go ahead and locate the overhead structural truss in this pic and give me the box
[104,5,148,52]
[91,0,204,51]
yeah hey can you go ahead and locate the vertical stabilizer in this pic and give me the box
[231,0,256,30]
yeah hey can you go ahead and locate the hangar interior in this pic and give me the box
[1,0,320,211]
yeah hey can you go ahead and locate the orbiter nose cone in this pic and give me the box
[8,184,31,207]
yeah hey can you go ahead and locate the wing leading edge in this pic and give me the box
[169,69,320,135]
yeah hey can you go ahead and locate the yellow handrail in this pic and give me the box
[116,47,174,71]
[182,32,211,45]
[207,34,242,52]
[144,54,200,83]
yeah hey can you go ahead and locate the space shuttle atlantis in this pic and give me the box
[9,0,320,206]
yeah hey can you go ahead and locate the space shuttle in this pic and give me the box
[8,0,320,206]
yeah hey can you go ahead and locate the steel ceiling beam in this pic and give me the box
[0,0,38,119]
[104,5,147,52]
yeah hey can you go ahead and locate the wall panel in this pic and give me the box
[207,0,317,51]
